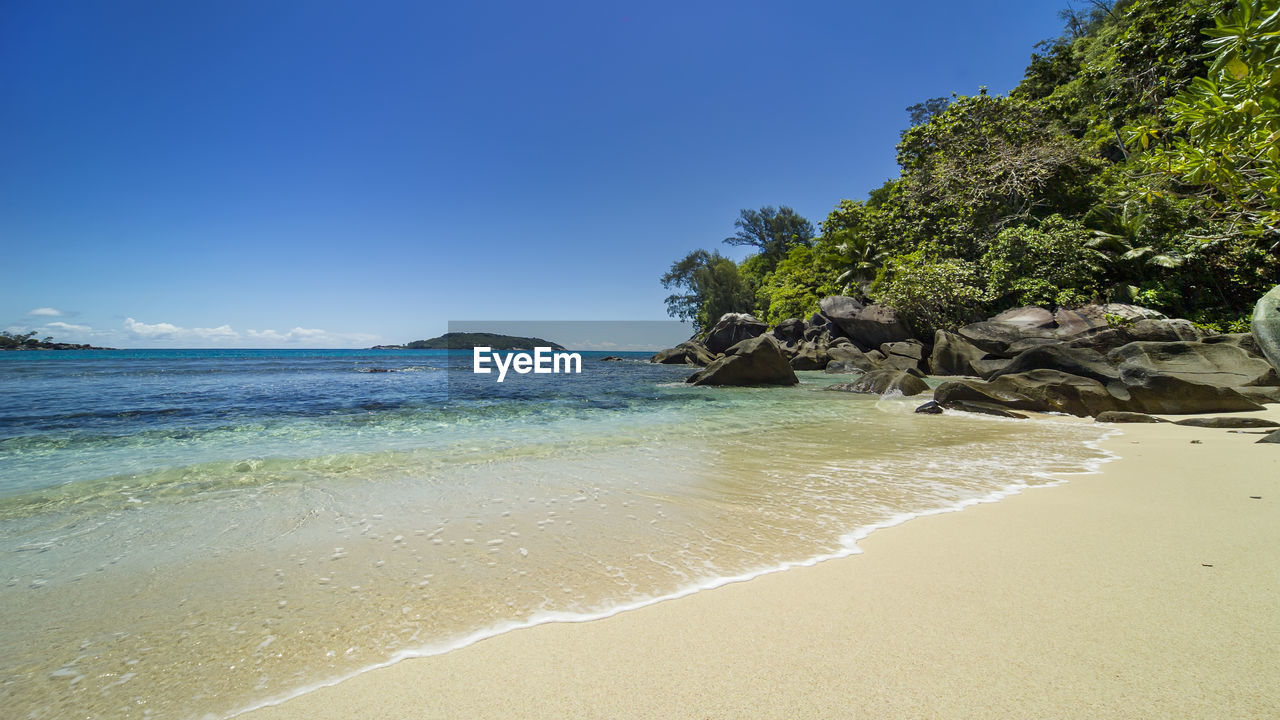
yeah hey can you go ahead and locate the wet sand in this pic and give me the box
[244,410,1280,719]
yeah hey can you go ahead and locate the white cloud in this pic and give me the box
[246,327,377,346]
[118,318,375,347]
[27,307,64,317]
[44,321,92,333]
[124,318,240,341]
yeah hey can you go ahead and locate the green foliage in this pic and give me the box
[660,249,756,332]
[817,199,891,296]
[756,246,840,325]
[401,333,566,351]
[1127,0,1280,239]
[981,215,1104,308]
[722,206,816,269]
[1105,313,1137,328]
[871,252,991,338]
[893,92,1101,255]
[0,330,39,349]
[657,0,1279,334]
[905,96,952,127]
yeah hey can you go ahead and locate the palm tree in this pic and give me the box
[1085,201,1191,300]
[830,229,890,297]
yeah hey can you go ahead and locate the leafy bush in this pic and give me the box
[871,251,991,337]
[980,215,1103,308]
[756,246,840,324]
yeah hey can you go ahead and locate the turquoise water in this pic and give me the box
[0,349,1109,719]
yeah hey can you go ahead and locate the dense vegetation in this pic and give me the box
[663,0,1280,336]
[0,330,105,350]
[379,333,567,351]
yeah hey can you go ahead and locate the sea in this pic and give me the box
[0,349,1112,719]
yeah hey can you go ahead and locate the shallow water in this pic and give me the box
[0,350,1109,719]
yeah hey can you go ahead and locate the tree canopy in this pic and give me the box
[661,0,1280,338]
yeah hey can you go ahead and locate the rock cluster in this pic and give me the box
[648,294,1280,418]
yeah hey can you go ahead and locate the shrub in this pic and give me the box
[872,251,991,337]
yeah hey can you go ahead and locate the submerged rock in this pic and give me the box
[825,369,929,396]
[942,400,1029,419]
[824,344,878,373]
[686,335,798,387]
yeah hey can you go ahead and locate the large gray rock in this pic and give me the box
[957,321,1054,356]
[936,370,1123,418]
[1253,284,1280,372]
[989,344,1120,385]
[825,369,929,396]
[704,313,767,354]
[1067,318,1202,354]
[1108,341,1280,388]
[1052,304,1164,339]
[936,363,1265,417]
[1116,365,1266,414]
[929,330,988,376]
[818,296,912,348]
[687,335,798,387]
[959,304,1168,357]
[934,377,1049,415]
[990,370,1124,417]
[650,340,718,366]
[1257,429,1280,444]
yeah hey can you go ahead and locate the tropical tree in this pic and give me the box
[722,206,815,268]
[660,249,756,332]
[1127,0,1280,241]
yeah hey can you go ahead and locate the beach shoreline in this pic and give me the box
[243,409,1280,719]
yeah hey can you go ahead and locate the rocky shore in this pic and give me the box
[652,292,1280,441]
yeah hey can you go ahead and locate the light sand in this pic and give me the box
[246,411,1280,719]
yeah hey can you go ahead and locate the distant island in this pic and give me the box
[372,332,566,351]
[0,331,113,351]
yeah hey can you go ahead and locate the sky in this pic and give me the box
[1,1,1070,348]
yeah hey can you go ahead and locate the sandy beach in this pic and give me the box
[245,410,1280,720]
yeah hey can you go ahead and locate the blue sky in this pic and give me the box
[1,1,1067,348]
